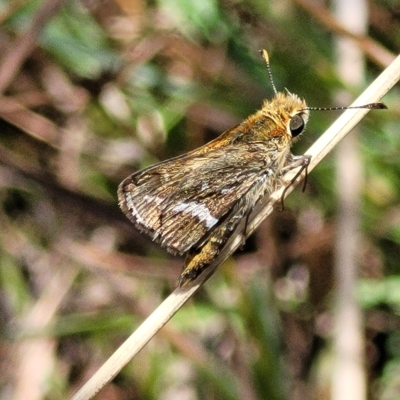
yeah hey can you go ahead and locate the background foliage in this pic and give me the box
[0,0,399,399]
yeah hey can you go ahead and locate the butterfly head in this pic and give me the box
[259,91,309,142]
[260,49,386,142]
[259,50,309,142]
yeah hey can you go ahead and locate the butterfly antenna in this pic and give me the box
[305,103,387,111]
[260,49,278,95]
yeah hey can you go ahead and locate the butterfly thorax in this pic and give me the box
[195,92,308,155]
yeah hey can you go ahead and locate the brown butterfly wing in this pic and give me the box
[118,143,278,255]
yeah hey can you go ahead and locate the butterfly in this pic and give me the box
[118,50,386,286]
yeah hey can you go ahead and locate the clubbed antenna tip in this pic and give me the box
[260,49,269,64]
[367,102,388,109]
[305,102,388,112]
[260,49,277,95]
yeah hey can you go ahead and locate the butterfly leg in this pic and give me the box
[279,154,311,209]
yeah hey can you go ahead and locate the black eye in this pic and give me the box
[290,115,305,137]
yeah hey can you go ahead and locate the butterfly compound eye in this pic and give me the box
[289,114,305,137]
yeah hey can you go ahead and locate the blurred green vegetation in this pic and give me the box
[0,0,399,399]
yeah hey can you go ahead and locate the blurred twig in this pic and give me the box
[0,0,65,94]
[292,0,396,68]
[11,266,78,400]
[0,96,59,146]
[331,0,367,398]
